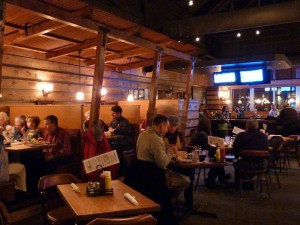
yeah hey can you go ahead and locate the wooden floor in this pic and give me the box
[8,157,300,225]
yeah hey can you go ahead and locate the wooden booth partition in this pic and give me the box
[83,104,140,125]
[9,105,82,129]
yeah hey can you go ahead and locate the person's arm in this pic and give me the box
[114,118,131,136]
[152,138,173,169]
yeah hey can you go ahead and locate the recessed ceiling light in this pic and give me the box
[195,37,200,42]
[256,30,260,35]
[236,32,241,38]
[189,0,194,6]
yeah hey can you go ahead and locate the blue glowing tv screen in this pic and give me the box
[213,72,236,85]
[239,69,268,84]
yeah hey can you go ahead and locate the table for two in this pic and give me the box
[57,180,160,224]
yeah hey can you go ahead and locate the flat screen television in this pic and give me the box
[239,68,270,84]
[213,71,237,85]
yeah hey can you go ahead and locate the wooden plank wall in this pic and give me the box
[10,105,82,129]
[1,47,193,105]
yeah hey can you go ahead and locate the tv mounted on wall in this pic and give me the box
[213,71,237,85]
[239,68,270,85]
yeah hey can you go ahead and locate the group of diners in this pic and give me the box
[0,113,72,193]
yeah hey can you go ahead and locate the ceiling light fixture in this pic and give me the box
[189,0,194,6]
[195,37,200,42]
[256,30,260,35]
[127,57,134,102]
[76,50,84,101]
[236,32,241,38]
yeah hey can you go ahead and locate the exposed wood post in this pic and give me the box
[146,51,162,124]
[89,29,107,128]
[0,0,6,96]
[180,59,195,135]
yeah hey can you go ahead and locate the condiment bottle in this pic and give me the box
[100,172,106,194]
[215,144,221,161]
[104,171,112,190]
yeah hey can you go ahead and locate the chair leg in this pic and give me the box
[265,172,271,200]
[273,166,281,188]
[194,168,201,191]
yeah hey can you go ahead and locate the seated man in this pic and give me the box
[233,119,269,185]
[108,105,131,175]
[43,115,71,174]
[125,114,187,225]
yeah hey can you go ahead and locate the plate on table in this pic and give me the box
[176,157,192,163]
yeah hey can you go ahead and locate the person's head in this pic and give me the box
[44,115,58,132]
[26,116,40,129]
[152,114,169,135]
[200,104,206,111]
[14,115,26,131]
[111,105,122,120]
[246,119,259,131]
[84,111,90,120]
[197,117,211,135]
[283,102,289,108]
[271,103,276,110]
[167,116,179,134]
[0,112,9,127]
[222,105,228,113]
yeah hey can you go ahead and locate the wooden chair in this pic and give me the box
[38,173,80,225]
[286,135,300,168]
[86,214,157,225]
[268,136,284,188]
[0,174,17,203]
[235,150,271,199]
[0,201,9,225]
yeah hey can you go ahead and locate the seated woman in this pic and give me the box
[0,128,27,192]
[164,116,191,208]
[191,120,230,189]
[0,112,12,143]
[24,116,42,141]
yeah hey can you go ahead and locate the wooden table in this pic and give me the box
[5,143,54,152]
[57,180,161,223]
[171,160,228,169]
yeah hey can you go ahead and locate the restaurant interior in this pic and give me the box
[1,0,300,225]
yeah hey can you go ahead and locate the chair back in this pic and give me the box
[38,173,80,215]
[0,201,9,225]
[86,214,156,225]
[239,150,270,159]
[123,150,137,168]
[38,173,80,192]
[208,136,225,147]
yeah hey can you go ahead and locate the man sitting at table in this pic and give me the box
[43,115,71,174]
[125,114,186,225]
[108,105,131,175]
[11,115,27,141]
[233,119,269,186]
[276,102,299,136]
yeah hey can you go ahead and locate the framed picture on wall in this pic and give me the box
[133,90,139,100]
[138,89,145,99]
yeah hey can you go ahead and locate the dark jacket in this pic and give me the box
[277,107,298,127]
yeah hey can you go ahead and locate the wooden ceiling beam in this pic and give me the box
[4,6,91,45]
[117,55,175,72]
[46,38,120,59]
[5,0,195,62]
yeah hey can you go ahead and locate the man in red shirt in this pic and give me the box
[43,115,71,174]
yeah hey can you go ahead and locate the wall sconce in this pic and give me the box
[38,83,53,97]
[100,88,107,97]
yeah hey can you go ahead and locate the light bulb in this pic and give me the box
[127,94,134,101]
[100,88,107,96]
[76,91,84,100]
[189,0,194,6]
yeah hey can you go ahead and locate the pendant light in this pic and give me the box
[76,50,84,101]
[127,57,134,101]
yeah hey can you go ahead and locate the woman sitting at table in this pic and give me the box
[11,115,27,141]
[191,120,230,189]
[0,112,12,143]
[163,116,191,208]
[24,116,42,141]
